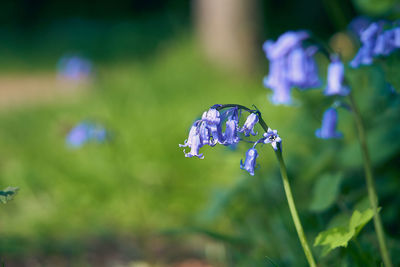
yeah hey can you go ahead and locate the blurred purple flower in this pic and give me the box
[315,108,343,139]
[263,31,309,59]
[66,122,107,148]
[57,55,93,81]
[373,30,395,56]
[324,58,350,96]
[263,31,320,105]
[287,46,320,89]
[240,148,258,176]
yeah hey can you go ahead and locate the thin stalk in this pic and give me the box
[275,147,317,267]
[348,93,393,267]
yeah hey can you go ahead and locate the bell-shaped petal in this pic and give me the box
[267,79,293,105]
[287,46,320,89]
[240,148,258,176]
[184,134,204,159]
[199,121,211,146]
[223,118,239,145]
[324,59,350,96]
[179,124,199,148]
[315,108,343,139]
[239,113,259,136]
[203,108,224,145]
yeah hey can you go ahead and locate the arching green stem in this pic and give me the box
[348,93,393,267]
[275,147,317,267]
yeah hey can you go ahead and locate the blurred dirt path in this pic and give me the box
[0,73,90,109]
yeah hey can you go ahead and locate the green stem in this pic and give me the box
[275,147,317,267]
[348,93,393,267]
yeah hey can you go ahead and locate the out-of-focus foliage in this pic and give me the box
[314,208,375,255]
[0,187,19,204]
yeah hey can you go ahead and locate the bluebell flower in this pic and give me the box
[263,31,320,105]
[180,123,204,159]
[263,31,309,59]
[57,55,93,81]
[223,108,240,146]
[199,121,211,146]
[263,56,293,105]
[240,148,258,176]
[373,30,395,56]
[203,108,224,145]
[183,134,204,159]
[315,108,343,139]
[287,46,320,89]
[66,123,89,148]
[239,113,259,136]
[263,128,282,151]
[393,27,400,47]
[324,58,350,96]
[179,124,199,148]
[350,22,381,68]
[66,122,107,148]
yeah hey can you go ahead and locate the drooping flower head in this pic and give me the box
[315,108,343,139]
[324,57,350,96]
[240,148,258,176]
[263,30,320,105]
[180,105,283,176]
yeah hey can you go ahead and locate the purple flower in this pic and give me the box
[223,108,240,146]
[263,31,309,59]
[179,124,199,148]
[263,128,282,151]
[288,46,320,89]
[179,123,204,159]
[315,108,343,139]
[268,80,293,105]
[350,22,382,68]
[57,55,92,81]
[324,58,350,96]
[239,113,259,136]
[373,30,395,56]
[393,27,400,47]
[199,121,211,146]
[203,108,224,145]
[183,134,204,159]
[66,122,107,148]
[240,148,258,176]
[263,31,320,105]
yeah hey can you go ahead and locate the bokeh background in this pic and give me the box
[0,0,400,266]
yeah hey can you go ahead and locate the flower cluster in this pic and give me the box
[350,21,400,68]
[180,105,281,176]
[66,121,107,148]
[263,31,320,105]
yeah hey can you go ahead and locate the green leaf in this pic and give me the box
[314,208,375,256]
[309,173,343,212]
[0,187,19,204]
